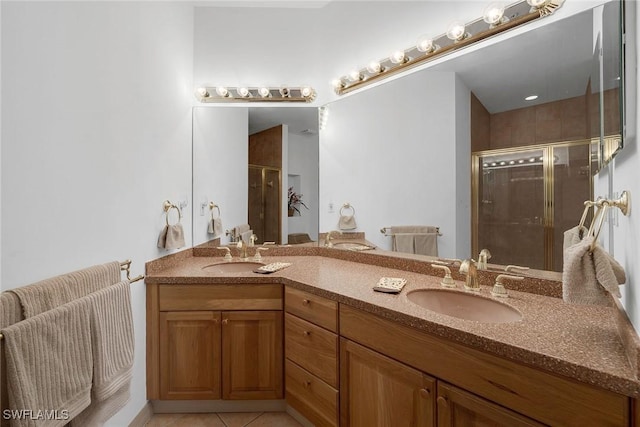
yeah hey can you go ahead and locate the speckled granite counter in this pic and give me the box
[146,249,640,398]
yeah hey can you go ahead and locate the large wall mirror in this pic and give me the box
[192,1,624,277]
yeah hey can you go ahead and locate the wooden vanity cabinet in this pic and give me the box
[147,283,283,401]
[284,287,339,427]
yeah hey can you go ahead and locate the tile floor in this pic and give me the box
[145,411,303,427]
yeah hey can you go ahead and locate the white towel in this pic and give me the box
[338,215,357,230]
[208,217,223,237]
[72,280,134,426]
[2,299,93,427]
[562,237,626,305]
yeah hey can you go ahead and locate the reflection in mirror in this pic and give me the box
[319,5,624,276]
[192,107,319,247]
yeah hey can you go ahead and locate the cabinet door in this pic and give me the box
[159,311,221,400]
[437,382,544,427]
[222,311,283,399]
[340,338,435,427]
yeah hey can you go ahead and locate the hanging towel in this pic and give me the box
[208,217,223,238]
[390,226,439,256]
[8,262,121,318]
[2,299,93,427]
[72,280,134,426]
[562,225,588,252]
[241,230,254,243]
[157,223,185,250]
[338,215,357,230]
[562,237,625,306]
[414,233,438,257]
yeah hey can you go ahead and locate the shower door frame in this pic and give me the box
[471,139,594,271]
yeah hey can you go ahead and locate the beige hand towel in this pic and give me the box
[9,262,121,318]
[562,225,588,252]
[157,224,185,249]
[72,280,134,426]
[338,215,357,230]
[392,233,415,254]
[562,237,625,306]
[414,233,438,256]
[1,299,93,427]
[391,225,438,234]
[208,218,223,237]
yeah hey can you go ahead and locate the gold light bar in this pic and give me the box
[195,86,317,103]
[333,0,565,96]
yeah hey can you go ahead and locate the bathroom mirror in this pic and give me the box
[192,106,319,247]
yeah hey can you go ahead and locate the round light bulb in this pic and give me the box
[491,162,497,167]
[366,61,382,74]
[279,87,290,97]
[332,78,345,90]
[483,3,505,25]
[237,87,250,98]
[301,86,314,98]
[529,158,536,163]
[446,21,467,41]
[196,87,209,97]
[499,161,506,166]
[483,163,489,167]
[416,35,436,53]
[390,50,406,64]
[348,70,363,82]
[509,160,515,165]
[518,159,525,164]
[258,87,271,98]
[215,86,229,97]
[527,0,549,8]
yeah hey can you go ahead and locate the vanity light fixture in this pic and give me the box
[332,0,565,96]
[195,86,316,103]
[525,94,539,101]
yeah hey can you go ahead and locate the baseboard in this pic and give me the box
[128,402,153,427]
[151,400,287,413]
[285,405,314,427]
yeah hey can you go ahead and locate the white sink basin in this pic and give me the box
[406,289,522,323]
[332,242,375,251]
[202,261,264,274]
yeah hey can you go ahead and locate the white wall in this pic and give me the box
[454,74,472,259]
[319,70,469,259]
[287,131,320,241]
[1,2,194,425]
[192,107,249,246]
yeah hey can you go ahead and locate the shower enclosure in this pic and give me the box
[472,140,593,272]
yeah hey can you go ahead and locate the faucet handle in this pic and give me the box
[222,247,232,261]
[431,264,456,288]
[505,265,530,273]
[477,249,492,270]
[491,274,524,298]
[253,247,269,262]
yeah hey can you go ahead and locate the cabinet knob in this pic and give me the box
[303,380,311,388]
[222,319,229,325]
[302,299,310,305]
[437,396,448,409]
[419,388,430,399]
[303,330,311,337]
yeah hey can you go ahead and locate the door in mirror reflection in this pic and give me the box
[473,141,592,272]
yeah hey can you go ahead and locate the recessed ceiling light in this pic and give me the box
[525,95,538,101]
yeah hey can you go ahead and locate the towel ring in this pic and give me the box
[340,203,355,216]
[589,202,610,252]
[163,200,182,226]
[578,201,595,230]
[209,202,221,220]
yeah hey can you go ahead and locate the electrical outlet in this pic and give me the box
[328,202,335,213]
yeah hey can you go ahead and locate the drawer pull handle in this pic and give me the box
[222,319,229,325]
[303,380,311,388]
[419,388,430,399]
[302,299,310,305]
[437,396,448,409]
[303,330,311,337]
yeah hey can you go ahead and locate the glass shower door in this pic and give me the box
[474,148,546,270]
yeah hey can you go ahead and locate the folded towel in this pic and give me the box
[562,237,625,305]
[562,225,588,252]
[72,280,134,426]
[414,233,438,256]
[208,217,223,237]
[9,262,121,318]
[338,215,357,230]
[2,299,93,427]
[0,291,25,327]
[392,233,415,254]
[157,224,185,250]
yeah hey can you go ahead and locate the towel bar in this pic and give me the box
[0,260,144,341]
[380,226,442,236]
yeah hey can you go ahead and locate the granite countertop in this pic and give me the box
[146,250,640,398]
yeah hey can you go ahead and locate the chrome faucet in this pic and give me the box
[459,259,480,292]
[324,230,342,247]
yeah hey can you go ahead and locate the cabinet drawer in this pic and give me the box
[285,313,338,387]
[285,287,337,332]
[159,284,282,311]
[285,359,338,427]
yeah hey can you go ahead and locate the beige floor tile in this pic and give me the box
[169,413,226,427]
[246,412,302,427]
[145,413,185,427]
[217,412,262,427]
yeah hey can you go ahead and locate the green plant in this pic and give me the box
[288,187,309,214]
